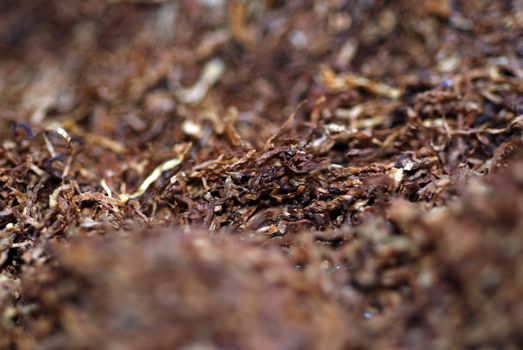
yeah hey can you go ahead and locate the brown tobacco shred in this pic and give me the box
[1,0,523,349]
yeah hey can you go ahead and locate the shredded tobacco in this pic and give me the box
[1,1,523,349]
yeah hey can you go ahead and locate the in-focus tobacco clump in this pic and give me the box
[1,0,523,349]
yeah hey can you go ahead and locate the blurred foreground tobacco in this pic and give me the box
[1,1,523,349]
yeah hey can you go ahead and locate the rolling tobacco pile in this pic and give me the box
[1,1,523,349]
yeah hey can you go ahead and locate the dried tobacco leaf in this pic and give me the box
[1,0,523,349]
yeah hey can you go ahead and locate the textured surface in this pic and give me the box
[1,1,523,349]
